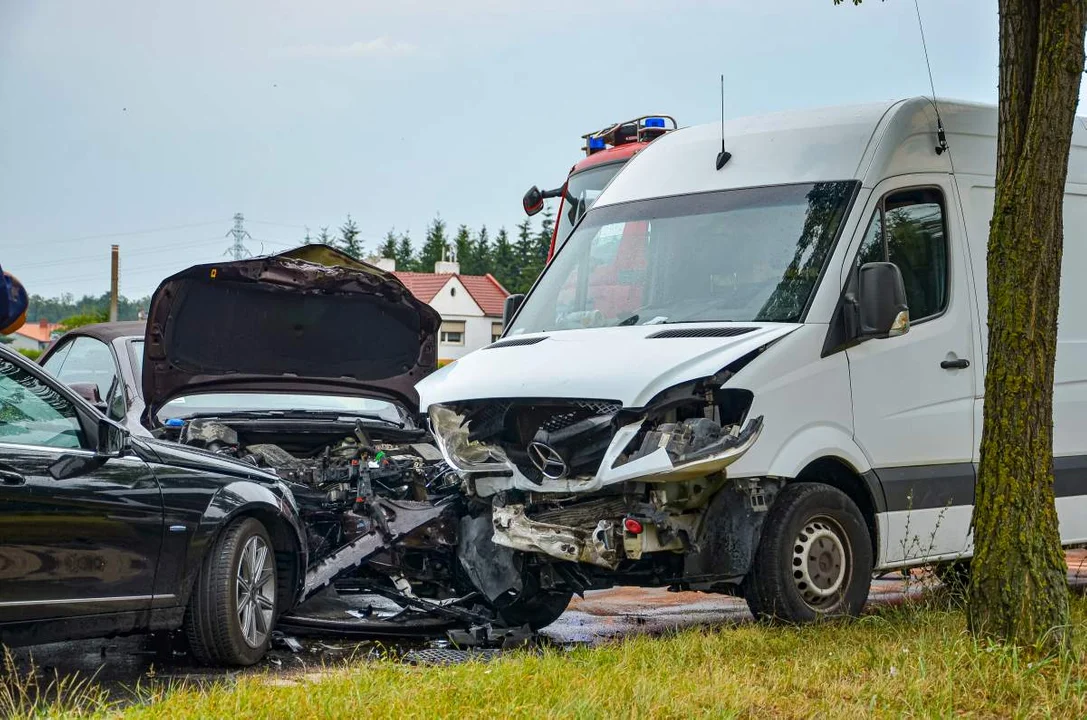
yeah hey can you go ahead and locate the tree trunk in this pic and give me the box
[968,0,1087,650]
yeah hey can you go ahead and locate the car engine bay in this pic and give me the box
[159,415,568,636]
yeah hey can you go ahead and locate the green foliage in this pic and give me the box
[512,217,546,294]
[417,216,449,272]
[395,232,418,272]
[26,293,148,324]
[491,227,517,291]
[466,225,492,277]
[57,310,110,332]
[338,215,364,259]
[452,224,473,272]
[95,595,1087,718]
[15,348,41,360]
[377,230,399,262]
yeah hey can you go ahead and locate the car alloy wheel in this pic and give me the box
[236,535,276,648]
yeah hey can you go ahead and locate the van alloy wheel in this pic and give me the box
[791,516,849,609]
[236,535,276,648]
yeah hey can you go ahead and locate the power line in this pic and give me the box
[249,219,309,230]
[4,219,229,250]
[13,236,229,271]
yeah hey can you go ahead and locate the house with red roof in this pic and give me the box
[378,258,510,363]
[1,319,61,353]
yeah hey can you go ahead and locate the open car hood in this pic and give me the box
[142,244,441,422]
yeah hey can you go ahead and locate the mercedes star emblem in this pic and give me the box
[527,441,568,479]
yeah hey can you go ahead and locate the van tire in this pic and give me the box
[184,517,277,666]
[933,560,971,595]
[744,482,872,623]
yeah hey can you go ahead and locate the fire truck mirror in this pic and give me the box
[523,186,544,216]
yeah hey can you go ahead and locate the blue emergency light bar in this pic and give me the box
[644,117,666,128]
[588,137,607,151]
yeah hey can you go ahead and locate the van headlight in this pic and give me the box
[428,405,513,473]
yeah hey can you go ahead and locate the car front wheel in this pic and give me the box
[184,517,278,666]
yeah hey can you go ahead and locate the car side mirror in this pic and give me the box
[857,262,910,338]
[69,382,108,413]
[523,186,544,216]
[503,294,525,329]
[95,418,129,458]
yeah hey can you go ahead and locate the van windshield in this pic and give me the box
[508,181,858,334]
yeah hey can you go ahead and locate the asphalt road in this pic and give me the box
[6,551,1087,702]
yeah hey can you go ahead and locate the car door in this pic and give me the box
[843,178,977,564]
[0,353,164,625]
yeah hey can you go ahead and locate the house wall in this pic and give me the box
[427,277,481,316]
[3,334,39,352]
[438,314,498,361]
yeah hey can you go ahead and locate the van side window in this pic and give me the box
[857,188,948,321]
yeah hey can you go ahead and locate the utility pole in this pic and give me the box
[225,212,252,260]
[109,245,119,322]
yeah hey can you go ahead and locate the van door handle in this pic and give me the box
[940,358,970,370]
[0,469,26,486]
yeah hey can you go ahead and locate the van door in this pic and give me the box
[843,176,977,565]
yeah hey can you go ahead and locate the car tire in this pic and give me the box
[184,517,278,666]
[498,590,573,630]
[744,482,872,623]
[495,569,573,630]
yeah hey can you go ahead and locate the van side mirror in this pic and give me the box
[857,262,910,338]
[523,186,544,216]
[503,294,525,329]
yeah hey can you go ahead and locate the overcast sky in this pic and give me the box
[0,1,1033,300]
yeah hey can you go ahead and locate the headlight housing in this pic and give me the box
[428,405,514,473]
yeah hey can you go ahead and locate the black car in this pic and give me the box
[25,245,571,639]
[0,344,307,665]
[39,320,149,433]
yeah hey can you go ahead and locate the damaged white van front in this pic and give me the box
[418,97,1087,623]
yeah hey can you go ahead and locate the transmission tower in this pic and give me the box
[225,212,252,260]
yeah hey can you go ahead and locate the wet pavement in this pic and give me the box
[6,550,1087,702]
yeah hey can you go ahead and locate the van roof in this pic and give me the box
[595,97,1087,208]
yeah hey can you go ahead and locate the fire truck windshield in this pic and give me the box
[553,163,623,255]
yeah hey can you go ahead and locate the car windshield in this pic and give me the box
[508,181,858,334]
[552,164,624,255]
[157,393,407,425]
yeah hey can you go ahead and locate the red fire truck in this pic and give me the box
[522,115,678,262]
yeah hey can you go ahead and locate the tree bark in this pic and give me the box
[968,0,1087,651]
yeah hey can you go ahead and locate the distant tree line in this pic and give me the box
[310,210,556,294]
[25,293,150,324]
[18,208,559,322]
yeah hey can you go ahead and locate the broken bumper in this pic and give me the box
[429,403,764,497]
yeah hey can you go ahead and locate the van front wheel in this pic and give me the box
[744,483,872,622]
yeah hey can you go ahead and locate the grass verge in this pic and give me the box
[7,593,1087,718]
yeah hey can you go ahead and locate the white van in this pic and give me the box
[417,98,1087,623]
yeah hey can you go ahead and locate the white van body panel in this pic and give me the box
[417,323,800,409]
[722,325,867,480]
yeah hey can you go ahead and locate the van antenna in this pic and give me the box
[716,74,731,170]
[914,0,947,155]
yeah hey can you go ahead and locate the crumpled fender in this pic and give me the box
[179,481,308,609]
